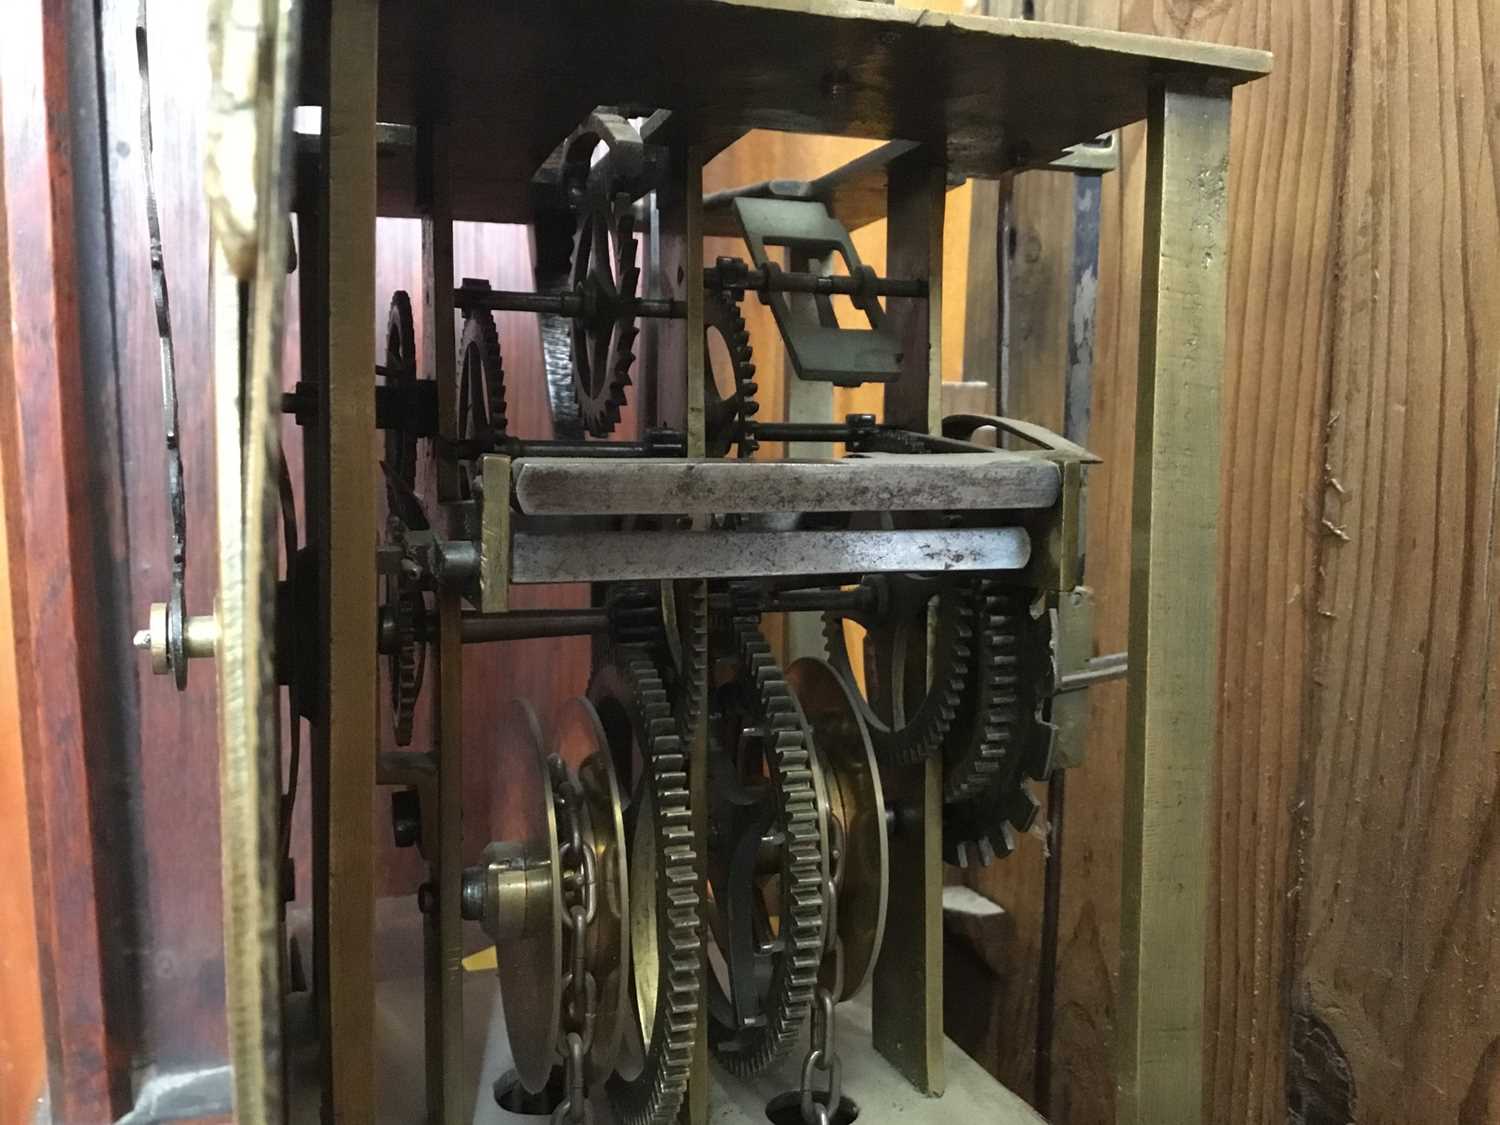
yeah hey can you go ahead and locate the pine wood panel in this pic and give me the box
[1296,0,1500,1119]
[1186,2,1347,1120]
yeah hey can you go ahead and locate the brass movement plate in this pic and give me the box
[299,0,1270,222]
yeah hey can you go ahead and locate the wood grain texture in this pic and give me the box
[1024,0,1499,1120]
[1108,1,1345,1121]
[1297,0,1500,1121]
[1175,2,1345,1121]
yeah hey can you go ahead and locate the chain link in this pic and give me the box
[551,1031,594,1125]
[550,756,597,1124]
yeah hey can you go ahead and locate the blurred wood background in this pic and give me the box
[1,0,1497,1122]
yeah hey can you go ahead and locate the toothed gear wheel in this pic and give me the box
[607,583,669,650]
[603,581,709,738]
[571,193,640,437]
[822,574,976,767]
[589,647,701,1125]
[943,775,1042,868]
[383,290,419,493]
[943,587,1055,866]
[665,581,709,740]
[704,290,760,458]
[942,582,1032,803]
[705,616,826,1076]
[382,537,425,747]
[457,289,508,444]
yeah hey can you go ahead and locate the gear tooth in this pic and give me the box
[592,630,704,1125]
[708,617,826,1077]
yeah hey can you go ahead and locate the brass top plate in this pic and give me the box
[299,0,1271,222]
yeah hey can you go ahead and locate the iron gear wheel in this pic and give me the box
[383,290,419,493]
[457,285,508,444]
[822,573,976,768]
[603,581,709,741]
[589,647,701,1125]
[942,772,1042,868]
[606,583,669,650]
[705,616,827,1076]
[703,289,760,458]
[385,574,424,746]
[571,191,640,437]
[941,582,1032,803]
[942,586,1055,866]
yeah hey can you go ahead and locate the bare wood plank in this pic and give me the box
[1099,4,1348,1123]
[1294,0,1500,1120]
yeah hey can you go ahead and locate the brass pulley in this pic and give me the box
[462,697,629,1098]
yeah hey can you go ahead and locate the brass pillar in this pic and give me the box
[871,150,947,1097]
[1119,82,1232,1125]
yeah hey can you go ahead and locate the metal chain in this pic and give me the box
[550,756,597,1125]
[136,0,188,689]
[799,814,848,1125]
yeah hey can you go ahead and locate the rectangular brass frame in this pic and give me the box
[871,149,948,1096]
[1119,82,1232,1125]
[293,7,1261,1123]
[419,7,466,1118]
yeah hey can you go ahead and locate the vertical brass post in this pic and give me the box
[314,1,378,1121]
[418,10,465,1120]
[872,149,947,1097]
[1118,82,1232,1125]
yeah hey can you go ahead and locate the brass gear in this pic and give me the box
[705,617,826,1076]
[822,574,976,767]
[552,698,632,1079]
[786,657,888,1001]
[603,580,709,742]
[703,290,760,459]
[589,647,700,1125]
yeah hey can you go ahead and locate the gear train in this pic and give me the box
[130,2,1269,1123]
